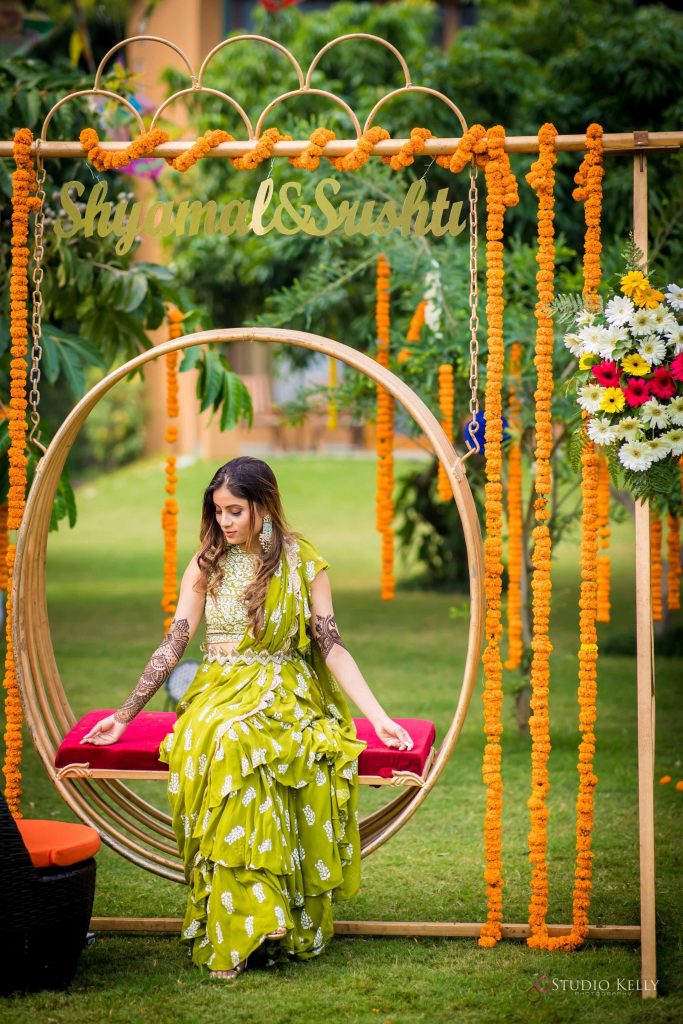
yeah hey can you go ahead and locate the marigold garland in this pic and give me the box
[436,364,455,502]
[4,128,41,816]
[375,253,394,600]
[524,123,559,950]
[667,513,681,612]
[80,126,171,171]
[475,126,519,948]
[528,123,604,953]
[289,127,336,170]
[161,307,183,633]
[327,357,338,432]
[651,514,663,622]
[397,299,426,364]
[330,126,390,172]
[596,454,611,623]
[504,342,524,671]
[166,129,232,173]
[0,503,8,591]
[381,127,433,171]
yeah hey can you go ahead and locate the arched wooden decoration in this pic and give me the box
[12,327,485,883]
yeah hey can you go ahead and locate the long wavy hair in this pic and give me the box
[195,456,292,638]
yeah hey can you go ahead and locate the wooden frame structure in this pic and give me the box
[5,30,677,1000]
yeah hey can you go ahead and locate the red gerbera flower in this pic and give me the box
[623,377,652,407]
[671,352,683,382]
[592,360,621,387]
[650,366,677,400]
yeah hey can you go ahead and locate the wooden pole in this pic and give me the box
[633,152,657,999]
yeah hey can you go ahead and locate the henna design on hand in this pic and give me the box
[113,618,190,724]
[313,614,347,659]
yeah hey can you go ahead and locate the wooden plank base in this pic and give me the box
[90,917,641,942]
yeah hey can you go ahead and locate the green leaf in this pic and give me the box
[179,345,202,372]
[199,354,224,413]
[120,274,149,313]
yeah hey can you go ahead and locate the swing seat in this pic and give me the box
[54,711,437,787]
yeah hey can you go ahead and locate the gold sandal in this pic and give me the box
[210,958,248,980]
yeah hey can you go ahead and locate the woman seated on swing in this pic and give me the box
[81,456,413,980]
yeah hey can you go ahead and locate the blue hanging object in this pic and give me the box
[463,411,510,456]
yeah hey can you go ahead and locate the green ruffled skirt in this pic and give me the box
[158,647,367,972]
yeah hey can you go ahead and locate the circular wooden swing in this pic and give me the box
[13,327,485,883]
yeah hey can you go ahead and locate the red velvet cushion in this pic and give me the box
[16,818,101,868]
[55,710,175,772]
[56,710,436,779]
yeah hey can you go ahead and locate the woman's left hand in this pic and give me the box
[373,715,413,750]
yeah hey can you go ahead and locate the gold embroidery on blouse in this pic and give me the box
[204,545,258,646]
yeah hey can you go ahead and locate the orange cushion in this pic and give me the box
[15,818,101,869]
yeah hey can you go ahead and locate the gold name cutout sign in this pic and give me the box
[55,177,466,255]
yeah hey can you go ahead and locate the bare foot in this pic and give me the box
[210,959,247,980]
[266,926,288,939]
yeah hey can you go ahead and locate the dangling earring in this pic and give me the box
[259,513,273,553]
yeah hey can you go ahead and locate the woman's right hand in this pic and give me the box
[80,714,129,746]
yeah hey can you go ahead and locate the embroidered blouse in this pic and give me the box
[203,545,258,646]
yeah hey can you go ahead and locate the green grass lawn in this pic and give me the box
[2,453,682,1023]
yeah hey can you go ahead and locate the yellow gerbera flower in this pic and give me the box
[634,286,665,310]
[621,353,651,376]
[620,270,647,297]
[600,387,626,414]
[579,353,597,370]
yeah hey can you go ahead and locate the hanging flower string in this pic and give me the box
[436,364,455,501]
[504,341,524,671]
[0,502,8,591]
[161,307,183,633]
[375,253,394,600]
[667,512,681,611]
[530,122,604,953]
[475,126,519,948]
[3,128,41,816]
[397,299,426,364]
[596,454,612,623]
[327,357,338,431]
[651,514,663,622]
[524,123,559,950]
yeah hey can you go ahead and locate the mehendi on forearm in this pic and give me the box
[313,614,347,659]
[113,618,190,724]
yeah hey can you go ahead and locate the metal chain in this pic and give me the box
[463,158,481,459]
[28,144,47,453]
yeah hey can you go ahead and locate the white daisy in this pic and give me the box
[640,398,669,429]
[664,323,683,353]
[616,416,643,441]
[662,428,683,456]
[563,332,584,357]
[579,325,613,356]
[577,383,604,413]
[649,303,673,330]
[668,395,683,426]
[638,335,667,366]
[665,283,683,311]
[618,440,654,472]
[631,308,656,335]
[587,417,619,446]
[604,295,635,327]
[646,437,671,462]
[576,310,596,326]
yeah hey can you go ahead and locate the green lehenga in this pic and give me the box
[158,535,367,972]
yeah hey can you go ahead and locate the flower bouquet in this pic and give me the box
[559,248,683,508]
